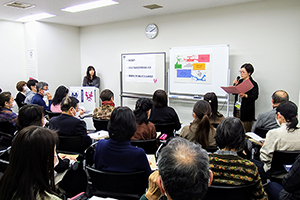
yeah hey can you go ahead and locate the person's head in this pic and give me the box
[0,91,14,109]
[0,126,58,200]
[36,82,49,96]
[16,81,27,92]
[272,90,289,107]
[153,89,167,108]
[61,96,79,117]
[240,63,254,80]
[134,98,153,124]
[203,92,219,119]
[100,89,114,102]
[215,117,245,152]
[27,79,38,92]
[52,85,69,106]
[276,101,298,132]
[108,106,136,141]
[86,66,96,80]
[157,137,213,200]
[17,104,44,130]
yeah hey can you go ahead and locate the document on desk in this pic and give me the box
[88,130,109,140]
[147,154,158,170]
[246,132,265,144]
[221,78,254,94]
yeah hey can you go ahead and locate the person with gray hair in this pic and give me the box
[30,81,52,111]
[252,90,289,132]
[140,137,213,200]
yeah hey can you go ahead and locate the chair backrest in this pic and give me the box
[45,110,61,119]
[130,139,158,154]
[154,122,175,139]
[269,150,300,176]
[0,131,13,150]
[93,118,109,131]
[84,142,97,167]
[57,135,83,154]
[254,127,269,138]
[203,183,256,200]
[86,166,147,199]
[0,146,11,174]
[0,121,16,136]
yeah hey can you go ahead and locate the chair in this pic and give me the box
[154,122,175,139]
[86,166,147,199]
[202,183,256,200]
[83,142,97,168]
[254,127,269,138]
[0,121,16,136]
[45,110,61,119]
[0,146,11,176]
[130,139,158,154]
[0,131,13,150]
[268,150,300,179]
[57,135,83,154]
[93,118,109,131]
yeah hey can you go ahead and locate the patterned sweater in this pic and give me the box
[209,151,268,200]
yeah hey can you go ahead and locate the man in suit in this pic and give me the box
[252,90,289,132]
[49,96,92,153]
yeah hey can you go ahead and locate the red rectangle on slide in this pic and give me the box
[198,55,210,62]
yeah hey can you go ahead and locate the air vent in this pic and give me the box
[4,1,35,9]
[143,4,162,10]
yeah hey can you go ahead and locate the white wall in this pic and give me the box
[80,0,300,126]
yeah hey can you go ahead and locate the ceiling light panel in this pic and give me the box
[15,12,56,22]
[61,0,119,13]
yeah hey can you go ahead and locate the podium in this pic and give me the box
[69,86,100,130]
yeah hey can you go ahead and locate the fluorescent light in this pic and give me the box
[15,13,56,22]
[61,0,119,13]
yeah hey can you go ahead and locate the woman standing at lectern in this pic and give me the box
[82,66,100,89]
[233,63,259,132]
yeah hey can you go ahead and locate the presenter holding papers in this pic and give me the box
[230,63,259,132]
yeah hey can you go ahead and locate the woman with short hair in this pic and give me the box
[15,80,27,109]
[0,91,17,127]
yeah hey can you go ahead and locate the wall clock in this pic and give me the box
[145,23,158,39]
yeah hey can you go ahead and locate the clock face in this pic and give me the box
[145,23,158,39]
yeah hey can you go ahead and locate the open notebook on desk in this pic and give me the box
[246,132,265,145]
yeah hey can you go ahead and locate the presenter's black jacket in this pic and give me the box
[237,77,259,122]
[49,114,92,153]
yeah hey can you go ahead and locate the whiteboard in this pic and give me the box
[169,45,229,97]
[121,52,166,95]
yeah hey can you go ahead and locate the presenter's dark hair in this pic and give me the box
[276,101,298,132]
[52,85,69,106]
[134,98,153,124]
[17,104,44,130]
[204,92,223,121]
[108,106,136,141]
[158,137,210,200]
[27,79,38,90]
[86,66,97,80]
[0,92,12,108]
[153,89,167,108]
[215,117,245,151]
[191,100,212,150]
[272,90,289,105]
[16,81,27,92]
[0,126,59,200]
[61,96,79,112]
[100,89,114,101]
[240,63,254,75]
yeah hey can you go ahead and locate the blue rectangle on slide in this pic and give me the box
[177,69,191,78]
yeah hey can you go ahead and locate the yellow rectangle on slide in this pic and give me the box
[193,63,205,70]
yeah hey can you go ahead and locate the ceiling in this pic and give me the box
[0,0,261,27]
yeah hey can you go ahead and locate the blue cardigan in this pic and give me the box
[94,139,152,177]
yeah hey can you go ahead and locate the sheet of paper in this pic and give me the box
[88,130,109,140]
[246,132,265,143]
[147,154,158,170]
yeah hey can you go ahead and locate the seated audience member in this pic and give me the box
[94,106,152,177]
[24,79,38,104]
[0,91,17,126]
[15,80,27,109]
[93,89,115,120]
[203,92,224,127]
[180,100,216,150]
[149,89,181,131]
[50,85,69,113]
[0,126,61,200]
[140,137,213,200]
[209,117,267,199]
[131,98,156,140]
[49,97,92,153]
[16,104,45,130]
[31,82,52,111]
[252,90,289,132]
[260,101,300,173]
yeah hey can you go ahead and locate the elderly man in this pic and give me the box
[30,81,52,111]
[140,137,213,200]
[252,90,289,132]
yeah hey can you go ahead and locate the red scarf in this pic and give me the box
[102,100,115,107]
